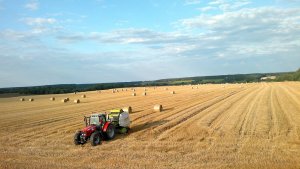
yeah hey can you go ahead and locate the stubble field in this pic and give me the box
[0,82,300,169]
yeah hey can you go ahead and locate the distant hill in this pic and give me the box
[0,69,299,95]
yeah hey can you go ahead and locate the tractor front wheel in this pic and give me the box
[74,131,82,145]
[90,132,101,146]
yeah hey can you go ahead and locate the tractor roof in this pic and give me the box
[91,113,105,117]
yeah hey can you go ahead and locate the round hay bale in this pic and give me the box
[112,90,115,93]
[81,94,86,98]
[74,99,80,103]
[132,93,136,96]
[65,98,69,101]
[61,98,67,103]
[29,98,34,102]
[20,98,25,101]
[123,106,132,113]
[50,97,55,101]
[142,92,147,96]
[154,104,163,112]
[133,89,136,92]
[171,91,175,94]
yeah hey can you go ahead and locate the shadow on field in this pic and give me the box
[163,107,175,111]
[131,120,169,133]
[130,110,144,114]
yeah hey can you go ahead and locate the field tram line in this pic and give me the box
[155,85,258,141]
[206,86,263,152]
[130,88,225,123]
[0,100,89,122]
[285,83,300,97]
[282,84,300,110]
[0,112,73,131]
[153,86,243,123]
[275,85,300,139]
[131,93,222,136]
[162,84,259,140]
[274,87,295,136]
[207,85,265,136]
[130,93,188,122]
[19,117,95,141]
[131,88,235,124]
[128,88,240,139]
[37,123,83,141]
[268,84,295,140]
[8,115,77,139]
[153,86,253,140]
[207,85,261,127]
[132,87,244,136]
[278,85,300,122]
[0,98,120,130]
[236,85,266,141]
[268,85,281,139]
[250,85,271,138]
[0,106,90,130]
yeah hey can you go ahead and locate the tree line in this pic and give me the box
[1,69,299,95]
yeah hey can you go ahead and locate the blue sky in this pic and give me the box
[0,0,300,87]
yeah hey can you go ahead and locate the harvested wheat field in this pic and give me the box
[0,82,300,169]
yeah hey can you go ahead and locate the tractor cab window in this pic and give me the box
[90,115,100,125]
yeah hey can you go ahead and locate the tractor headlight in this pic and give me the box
[81,132,86,137]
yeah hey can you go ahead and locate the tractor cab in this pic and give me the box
[84,113,106,126]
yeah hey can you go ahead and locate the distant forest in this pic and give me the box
[1,69,299,95]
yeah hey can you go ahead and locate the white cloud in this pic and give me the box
[0,29,36,41]
[57,29,197,45]
[19,17,59,34]
[177,7,300,60]
[56,5,300,62]
[22,17,56,26]
[180,7,300,31]
[199,6,217,12]
[184,0,201,5]
[208,0,251,11]
[25,0,39,10]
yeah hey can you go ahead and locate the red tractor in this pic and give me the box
[74,113,115,146]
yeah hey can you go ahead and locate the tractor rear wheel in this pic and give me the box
[74,131,82,145]
[91,132,101,146]
[104,124,115,140]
